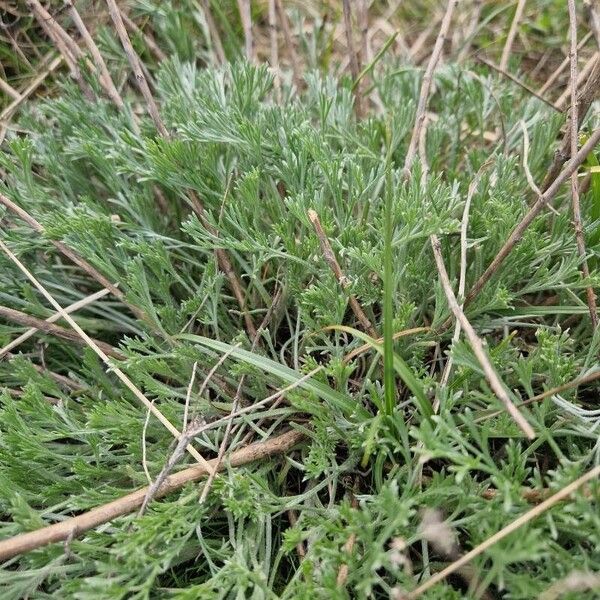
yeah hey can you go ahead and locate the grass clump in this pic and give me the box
[1,1,600,598]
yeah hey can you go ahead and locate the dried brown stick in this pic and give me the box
[0,429,304,561]
[274,0,301,87]
[0,55,63,124]
[197,0,226,64]
[0,192,148,321]
[105,0,169,138]
[538,32,592,95]
[26,0,93,100]
[440,169,487,389]
[120,11,167,62]
[568,0,598,328]
[461,126,600,314]
[543,54,600,190]
[236,0,254,63]
[28,0,85,62]
[0,287,110,358]
[0,238,211,470]
[104,7,256,337]
[430,235,535,439]
[0,77,21,101]
[188,192,257,338]
[308,209,378,338]
[586,0,600,48]
[554,51,600,110]
[407,463,600,598]
[342,0,363,117]
[500,0,527,71]
[268,0,280,98]
[0,305,123,359]
[475,368,600,424]
[404,0,458,175]
[476,55,560,112]
[63,0,125,110]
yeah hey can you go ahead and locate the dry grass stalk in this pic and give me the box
[403,0,458,176]
[308,209,378,338]
[586,0,600,47]
[0,55,63,124]
[197,0,226,64]
[0,304,123,359]
[237,0,254,62]
[430,234,535,439]
[0,237,212,471]
[26,0,94,100]
[0,192,149,321]
[0,76,21,101]
[267,0,281,99]
[64,0,126,110]
[104,6,256,338]
[188,191,258,339]
[567,0,598,327]
[120,11,167,62]
[342,0,364,116]
[541,54,600,191]
[0,429,304,561]
[477,55,560,112]
[460,126,600,314]
[440,169,487,390]
[537,31,592,95]
[407,463,600,598]
[499,0,527,71]
[105,0,169,138]
[274,0,301,87]
[554,51,600,110]
[0,288,110,359]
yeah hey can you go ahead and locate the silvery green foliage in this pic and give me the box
[0,13,599,598]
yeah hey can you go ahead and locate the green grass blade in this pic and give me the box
[328,325,433,420]
[176,333,361,417]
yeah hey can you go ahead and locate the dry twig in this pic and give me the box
[237,0,254,62]
[0,429,304,560]
[407,463,600,598]
[0,237,212,470]
[430,235,535,439]
[404,0,458,176]
[0,304,121,359]
[460,126,600,314]
[500,0,527,71]
[567,0,598,327]
[274,0,301,87]
[0,288,110,359]
[64,0,126,110]
[105,0,169,137]
[308,209,378,338]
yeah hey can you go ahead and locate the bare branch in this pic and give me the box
[567,0,598,327]
[105,0,169,138]
[237,0,254,62]
[0,237,212,471]
[308,209,378,338]
[460,126,600,313]
[500,0,527,71]
[404,0,458,176]
[0,288,110,359]
[64,0,126,110]
[407,463,600,598]
[0,429,304,560]
[430,235,535,438]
